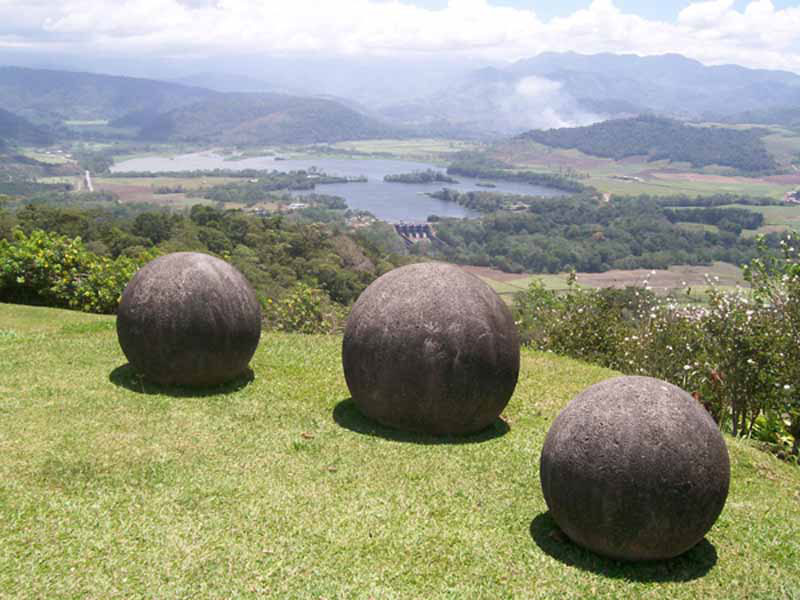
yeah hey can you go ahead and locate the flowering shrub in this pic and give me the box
[262,283,347,334]
[0,229,156,314]
[514,242,800,461]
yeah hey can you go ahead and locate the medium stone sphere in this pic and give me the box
[342,262,520,435]
[540,376,730,561]
[117,252,262,386]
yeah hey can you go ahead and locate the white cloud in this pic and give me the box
[677,0,737,28]
[2,0,800,72]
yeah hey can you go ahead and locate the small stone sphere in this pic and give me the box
[342,262,520,435]
[117,252,262,386]
[540,376,730,561]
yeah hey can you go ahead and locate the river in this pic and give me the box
[112,151,568,222]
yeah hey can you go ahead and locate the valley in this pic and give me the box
[6,57,800,291]
[2,22,800,597]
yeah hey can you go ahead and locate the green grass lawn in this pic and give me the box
[0,303,798,598]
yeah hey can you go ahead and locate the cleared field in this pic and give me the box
[0,302,797,598]
[39,176,82,187]
[493,139,796,199]
[331,138,481,161]
[592,174,790,199]
[19,150,72,165]
[93,177,239,207]
[463,263,745,301]
[762,130,800,166]
[96,176,240,189]
[677,222,721,234]
[725,203,800,235]
[64,120,109,126]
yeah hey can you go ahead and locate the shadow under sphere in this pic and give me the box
[529,513,718,583]
[332,398,510,445]
[342,262,520,436]
[109,364,255,397]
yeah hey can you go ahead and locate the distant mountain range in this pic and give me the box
[4,52,800,146]
[0,65,399,146]
[377,52,800,136]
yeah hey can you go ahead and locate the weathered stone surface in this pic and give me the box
[342,262,520,435]
[540,376,730,561]
[117,252,261,386]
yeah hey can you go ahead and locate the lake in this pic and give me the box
[112,152,568,222]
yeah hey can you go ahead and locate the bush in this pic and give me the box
[262,283,347,334]
[0,229,155,314]
[513,247,800,461]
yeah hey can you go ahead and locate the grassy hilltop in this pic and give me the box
[0,302,798,598]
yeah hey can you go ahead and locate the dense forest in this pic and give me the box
[446,156,587,193]
[0,202,409,310]
[384,170,458,184]
[423,195,767,273]
[663,206,764,234]
[519,115,777,174]
[183,171,361,205]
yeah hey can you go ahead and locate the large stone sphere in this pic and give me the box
[540,376,730,561]
[117,252,262,386]
[342,262,520,435]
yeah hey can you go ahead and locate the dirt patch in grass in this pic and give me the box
[575,264,744,292]
[617,155,651,165]
[94,182,202,207]
[460,263,745,294]
[765,174,800,184]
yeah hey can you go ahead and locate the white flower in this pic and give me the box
[683,365,692,371]
[784,384,791,390]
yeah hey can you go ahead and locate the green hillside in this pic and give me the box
[0,303,797,598]
[519,116,777,174]
[130,93,398,145]
[0,107,53,146]
[0,66,213,123]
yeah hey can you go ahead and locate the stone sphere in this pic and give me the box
[540,376,730,561]
[117,252,262,386]
[342,262,520,435]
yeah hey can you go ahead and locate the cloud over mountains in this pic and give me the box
[1,1,800,73]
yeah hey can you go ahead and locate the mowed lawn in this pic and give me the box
[0,303,798,599]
